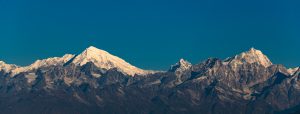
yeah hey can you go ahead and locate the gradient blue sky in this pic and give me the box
[0,0,299,70]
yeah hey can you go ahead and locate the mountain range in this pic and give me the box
[0,46,299,114]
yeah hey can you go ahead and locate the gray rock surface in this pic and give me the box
[0,48,299,114]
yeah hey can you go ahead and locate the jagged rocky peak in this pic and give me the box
[204,58,222,66]
[71,46,148,76]
[169,58,192,73]
[225,47,273,67]
[29,54,75,69]
[288,67,300,75]
[294,68,300,76]
[0,61,19,72]
[10,54,75,76]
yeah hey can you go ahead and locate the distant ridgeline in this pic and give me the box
[0,46,299,114]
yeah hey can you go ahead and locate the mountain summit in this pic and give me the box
[2,46,149,76]
[71,46,148,76]
[169,59,192,77]
[225,48,273,67]
[169,59,192,72]
[0,61,19,72]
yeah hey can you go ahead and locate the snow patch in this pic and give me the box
[25,73,38,83]
[91,73,102,78]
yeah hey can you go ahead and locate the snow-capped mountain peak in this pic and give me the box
[3,46,150,76]
[178,58,192,69]
[10,54,75,76]
[27,54,75,69]
[0,61,19,72]
[226,48,273,67]
[71,46,148,76]
[74,46,110,63]
[169,58,192,73]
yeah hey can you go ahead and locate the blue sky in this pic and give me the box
[0,0,299,70]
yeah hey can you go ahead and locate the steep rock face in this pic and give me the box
[169,59,192,74]
[168,59,192,85]
[248,68,300,113]
[288,67,299,75]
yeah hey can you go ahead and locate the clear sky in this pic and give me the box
[0,0,299,70]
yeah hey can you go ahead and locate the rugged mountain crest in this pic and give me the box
[288,67,299,75]
[1,46,151,76]
[169,59,192,72]
[10,54,75,76]
[0,47,299,114]
[71,46,148,76]
[169,59,192,76]
[225,48,272,68]
[0,61,19,72]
